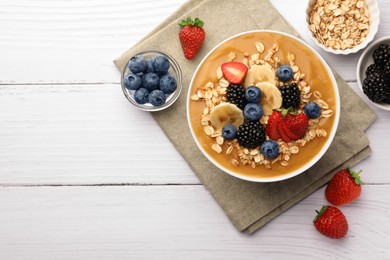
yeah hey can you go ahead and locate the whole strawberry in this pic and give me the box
[178,17,205,60]
[325,168,363,206]
[313,205,348,239]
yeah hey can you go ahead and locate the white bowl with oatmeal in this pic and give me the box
[187,30,340,182]
[306,0,380,55]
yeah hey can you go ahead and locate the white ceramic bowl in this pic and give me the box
[187,30,340,182]
[357,36,390,111]
[306,0,380,55]
[121,50,182,112]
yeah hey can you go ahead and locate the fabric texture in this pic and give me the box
[114,0,376,234]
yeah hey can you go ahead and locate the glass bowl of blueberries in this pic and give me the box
[121,50,182,111]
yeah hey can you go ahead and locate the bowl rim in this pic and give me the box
[121,50,183,112]
[356,35,390,111]
[186,30,341,182]
[305,0,380,55]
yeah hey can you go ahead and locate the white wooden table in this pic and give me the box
[1,0,389,259]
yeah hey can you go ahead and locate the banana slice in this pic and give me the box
[244,65,276,88]
[210,103,244,131]
[256,82,282,115]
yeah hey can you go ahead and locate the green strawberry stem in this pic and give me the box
[179,17,204,28]
[313,205,327,222]
[347,167,363,185]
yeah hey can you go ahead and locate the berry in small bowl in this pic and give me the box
[357,36,390,111]
[121,50,182,112]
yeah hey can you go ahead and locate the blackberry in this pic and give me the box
[383,60,390,82]
[362,73,390,104]
[366,64,383,78]
[280,83,301,109]
[227,84,247,110]
[372,44,390,67]
[237,121,266,149]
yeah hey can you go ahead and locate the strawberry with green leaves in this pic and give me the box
[178,17,205,60]
[325,168,363,206]
[313,205,348,239]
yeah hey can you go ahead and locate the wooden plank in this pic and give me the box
[0,0,388,84]
[0,185,388,259]
[1,83,388,185]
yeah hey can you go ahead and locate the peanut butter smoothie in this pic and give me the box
[188,31,338,181]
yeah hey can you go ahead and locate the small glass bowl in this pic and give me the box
[121,50,182,112]
[306,0,380,55]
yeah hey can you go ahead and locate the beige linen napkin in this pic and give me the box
[114,0,376,234]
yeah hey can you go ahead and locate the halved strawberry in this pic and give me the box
[221,62,248,84]
[277,120,291,143]
[284,113,309,139]
[281,120,300,140]
[266,111,282,141]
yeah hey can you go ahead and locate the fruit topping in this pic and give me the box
[159,74,177,94]
[178,17,206,60]
[134,88,150,104]
[304,102,321,119]
[362,72,390,104]
[244,65,276,87]
[325,168,363,206]
[149,90,167,107]
[244,86,262,103]
[283,112,309,140]
[256,82,282,115]
[123,73,142,91]
[221,62,248,84]
[265,111,282,141]
[372,43,390,67]
[209,103,244,131]
[128,55,147,74]
[280,83,301,109]
[260,140,280,159]
[243,103,263,122]
[226,84,247,110]
[222,124,238,140]
[236,121,266,149]
[313,205,348,239]
[276,64,294,82]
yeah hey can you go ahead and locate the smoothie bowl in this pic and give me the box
[187,30,340,182]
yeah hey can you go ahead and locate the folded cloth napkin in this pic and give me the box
[114,0,377,234]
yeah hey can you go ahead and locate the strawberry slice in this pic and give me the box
[281,120,300,140]
[266,111,282,141]
[221,62,248,84]
[277,120,291,143]
[284,113,309,140]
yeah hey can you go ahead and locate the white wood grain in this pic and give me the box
[1,83,388,185]
[0,0,389,84]
[0,185,389,259]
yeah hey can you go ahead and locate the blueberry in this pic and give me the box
[134,88,150,104]
[142,73,160,91]
[304,102,321,119]
[260,140,280,158]
[245,86,262,103]
[277,65,294,82]
[160,74,177,94]
[145,59,155,73]
[154,55,170,73]
[149,90,166,106]
[129,55,147,74]
[243,103,263,121]
[123,73,142,90]
[222,124,237,140]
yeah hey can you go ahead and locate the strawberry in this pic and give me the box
[178,17,205,60]
[325,168,363,206]
[277,119,291,143]
[283,112,309,140]
[221,62,248,84]
[266,111,282,140]
[313,205,348,239]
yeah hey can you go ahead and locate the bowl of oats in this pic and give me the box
[306,0,380,55]
[187,30,340,182]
